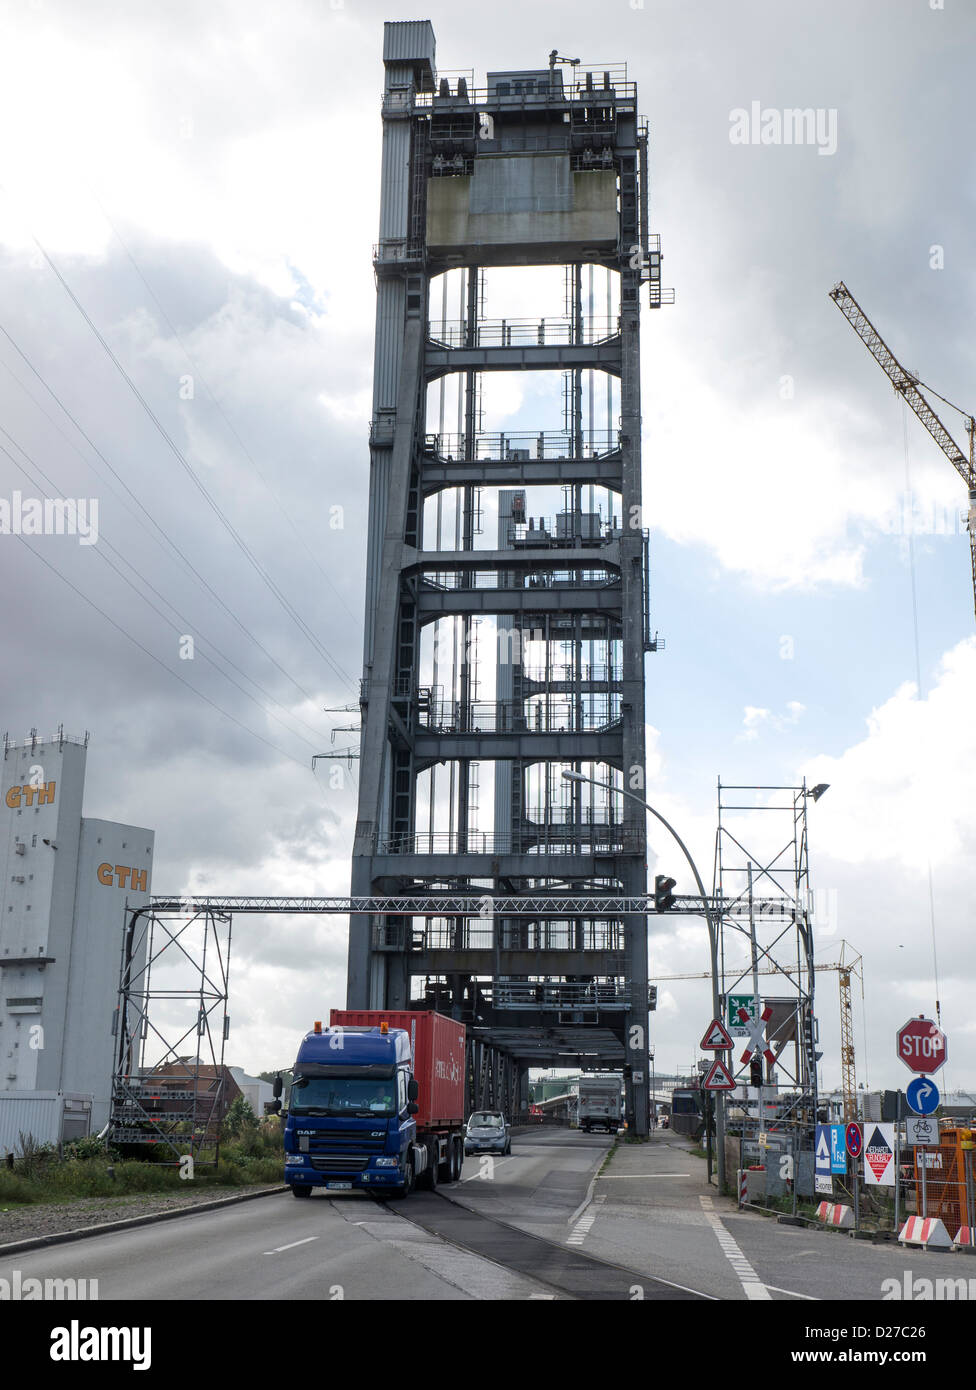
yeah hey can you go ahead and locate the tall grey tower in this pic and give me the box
[348,20,665,1133]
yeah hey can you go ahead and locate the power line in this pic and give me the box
[0,326,331,713]
[28,231,358,692]
[12,533,313,771]
[96,201,361,627]
[0,429,328,755]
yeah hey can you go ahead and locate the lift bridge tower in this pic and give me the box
[348,20,667,1133]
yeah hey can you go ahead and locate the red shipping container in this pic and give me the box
[329,1010,465,1130]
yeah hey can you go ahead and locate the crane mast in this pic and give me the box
[829,281,976,621]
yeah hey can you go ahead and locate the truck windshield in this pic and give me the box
[290,1076,396,1117]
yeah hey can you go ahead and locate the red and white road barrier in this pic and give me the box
[952,1225,975,1250]
[738,1169,748,1206]
[816,1201,854,1229]
[898,1216,952,1249]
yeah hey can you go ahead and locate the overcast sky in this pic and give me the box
[0,0,973,1096]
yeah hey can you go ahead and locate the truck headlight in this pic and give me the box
[284,1153,305,1166]
[373,1157,399,1167]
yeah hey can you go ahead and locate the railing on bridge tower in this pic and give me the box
[350,21,671,1134]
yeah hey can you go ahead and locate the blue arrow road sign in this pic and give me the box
[907,1076,940,1116]
[815,1125,832,1175]
[829,1125,847,1173]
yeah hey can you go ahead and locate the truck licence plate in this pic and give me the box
[326,1182,352,1190]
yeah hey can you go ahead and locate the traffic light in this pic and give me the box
[801,1008,823,1070]
[648,986,658,1011]
[750,1060,763,1088]
[654,875,677,911]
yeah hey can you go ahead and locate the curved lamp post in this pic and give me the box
[562,769,727,1192]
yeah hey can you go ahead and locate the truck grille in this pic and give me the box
[309,1134,385,1153]
[309,1155,370,1172]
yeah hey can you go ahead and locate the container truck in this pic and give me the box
[278,1010,466,1199]
[577,1073,623,1133]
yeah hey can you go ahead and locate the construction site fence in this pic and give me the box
[727,1121,975,1237]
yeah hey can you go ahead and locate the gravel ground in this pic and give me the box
[0,1185,283,1244]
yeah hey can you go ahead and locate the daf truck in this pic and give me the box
[278,1010,466,1199]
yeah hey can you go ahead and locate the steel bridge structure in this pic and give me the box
[346,20,670,1133]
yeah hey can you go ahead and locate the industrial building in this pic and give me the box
[0,731,153,1134]
[347,22,665,1132]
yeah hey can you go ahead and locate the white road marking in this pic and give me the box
[764,1284,819,1300]
[699,1195,770,1300]
[567,1195,605,1245]
[263,1236,319,1255]
[459,1156,517,1183]
[596,1173,691,1178]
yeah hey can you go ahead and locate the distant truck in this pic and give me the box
[278,1010,466,1199]
[577,1073,623,1133]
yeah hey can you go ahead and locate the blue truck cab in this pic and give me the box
[282,1023,420,1198]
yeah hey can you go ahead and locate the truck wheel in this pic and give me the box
[388,1155,415,1200]
[420,1141,439,1191]
[437,1141,453,1184]
[452,1138,464,1182]
[291,1186,312,1199]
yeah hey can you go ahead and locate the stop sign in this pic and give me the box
[896,1016,947,1074]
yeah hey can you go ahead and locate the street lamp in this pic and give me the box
[562,769,727,1192]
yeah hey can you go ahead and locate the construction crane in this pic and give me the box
[835,940,863,1125]
[829,281,976,622]
[654,941,864,1120]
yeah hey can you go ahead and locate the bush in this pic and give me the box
[223,1096,258,1142]
[63,1136,119,1163]
[15,1132,57,1179]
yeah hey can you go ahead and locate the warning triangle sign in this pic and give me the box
[700,1018,734,1050]
[865,1126,893,1183]
[703,1058,736,1091]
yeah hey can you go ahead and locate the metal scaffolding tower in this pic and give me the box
[713,781,827,1125]
[348,21,668,1132]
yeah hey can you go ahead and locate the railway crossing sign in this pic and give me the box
[845,1122,863,1158]
[906,1076,941,1115]
[896,1016,947,1075]
[738,1004,776,1067]
[700,1018,734,1050]
[702,1058,736,1091]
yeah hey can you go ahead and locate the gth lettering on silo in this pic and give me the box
[5,781,56,808]
[97,863,148,892]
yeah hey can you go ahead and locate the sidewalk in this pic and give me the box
[577,1129,763,1298]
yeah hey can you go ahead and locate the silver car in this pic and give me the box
[464,1110,511,1156]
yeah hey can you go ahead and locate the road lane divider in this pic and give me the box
[263,1236,319,1255]
[699,1195,771,1301]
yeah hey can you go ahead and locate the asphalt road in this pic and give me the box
[1,1128,968,1302]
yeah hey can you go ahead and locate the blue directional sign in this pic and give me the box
[829,1124,847,1174]
[907,1076,940,1116]
[815,1125,832,1176]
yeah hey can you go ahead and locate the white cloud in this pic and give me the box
[803,638,976,868]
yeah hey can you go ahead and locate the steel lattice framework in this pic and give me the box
[712,781,823,1125]
[340,21,671,1132]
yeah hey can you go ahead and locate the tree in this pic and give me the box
[224,1095,258,1140]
